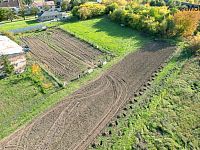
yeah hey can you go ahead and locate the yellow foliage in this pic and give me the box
[31,64,41,75]
[102,0,127,6]
[42,83,53,89]
[187,34,200,55]
[173,11,200,37]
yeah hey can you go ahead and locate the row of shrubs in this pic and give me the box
[72,3,106,20]
[110,5,200,37]
[72,2,200,37]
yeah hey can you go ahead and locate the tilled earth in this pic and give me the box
[0,42,175,150]
[21,29,103,81]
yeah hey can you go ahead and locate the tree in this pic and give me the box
[23,0,33,5]
[0,8,10,21]
[70,0,88,7]
[1,56,14,76]
[7,9,16,22]
[172,11,200,37]
[31,7,39,18]
[61,1,69,11]
[19,8,26,20]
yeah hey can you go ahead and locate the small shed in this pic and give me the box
[0,35,26,74]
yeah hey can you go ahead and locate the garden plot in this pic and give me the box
[21,29,105,82]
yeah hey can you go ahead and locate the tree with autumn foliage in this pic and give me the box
[172,11,200,37]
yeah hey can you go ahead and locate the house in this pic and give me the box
[0,0,21,13]
[32,1,55,13]
[0,35,26,74]
[38,11,67,22]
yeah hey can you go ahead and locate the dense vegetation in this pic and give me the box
[72,1,200,37]
[72,3,106,20]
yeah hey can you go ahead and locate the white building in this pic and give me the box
[0,35,26,74]
[38,11,67,22]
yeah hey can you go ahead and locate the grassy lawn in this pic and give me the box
[60,17,150,56]
[0,18,61,32]
[90,48,200,149]
[0,19,40,31]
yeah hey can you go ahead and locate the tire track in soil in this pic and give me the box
[0,41,175,150]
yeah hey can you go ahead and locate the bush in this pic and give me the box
[105,2,119,14]
[172,11,200,37]
[72,3,106,20]
[109,6,172,36]
[102,0,127,6]
[150,0,166,6]
[186,35,200,56]
[0,56,14,77]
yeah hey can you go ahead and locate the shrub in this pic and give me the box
[102,0,127,6]
[0,56,14,76]
[150,0,166,6]
[186,35,200,56]
[105,2,119,14]
[172,11,200,37]
[109,6,172,36]
[109,9,127,23]
[72,3,106,20]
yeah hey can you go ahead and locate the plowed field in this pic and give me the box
[0,41,175,150]
[21,29,103,81]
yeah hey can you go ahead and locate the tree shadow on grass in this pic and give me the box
[91,17,149,40]
[25,20,38,25]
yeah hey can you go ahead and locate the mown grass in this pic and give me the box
[60,17,150,56]
[0,19,39,31]
[0,18,61,32]
[89,48,200,150]
[0,17,151,140]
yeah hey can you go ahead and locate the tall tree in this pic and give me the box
[7,9,16,22]
[19,8,26,20]
[31,7,39,18]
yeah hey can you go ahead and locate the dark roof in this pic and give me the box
[0,0,20,8]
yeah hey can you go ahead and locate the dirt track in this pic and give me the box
[0,42,175,150]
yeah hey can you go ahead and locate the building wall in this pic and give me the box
[9,54,26,73]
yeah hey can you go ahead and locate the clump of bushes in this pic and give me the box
[102,0,127,6]
[105,2,119,14]
[186,34,200,56]
[172,11,200,37]
[28,64,53,93]
[110,5,173,37]
[109,4,200,37]
[0,55,14,77]
[72,3,106,20]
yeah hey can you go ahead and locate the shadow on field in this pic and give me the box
[25,20,38,24]
[92,17,146,39]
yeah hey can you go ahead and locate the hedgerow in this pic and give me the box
[72,3,106,20]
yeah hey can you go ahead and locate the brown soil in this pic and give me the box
[21,29,103,81]
[0,41,175,150]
